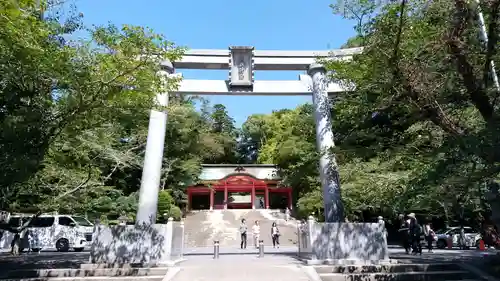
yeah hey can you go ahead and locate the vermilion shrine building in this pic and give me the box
[186,164,292,210]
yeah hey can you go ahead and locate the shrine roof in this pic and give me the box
[199,164,281,181]
[201,164,276,168]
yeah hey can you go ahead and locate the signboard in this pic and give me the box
[229,46,254,88]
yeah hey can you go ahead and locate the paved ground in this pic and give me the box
[173,253,309,281]
[173,263,309,281]
[175,247,500,281]
[184,245,499,258]
[1,248,497,281]
[0,246,497,270]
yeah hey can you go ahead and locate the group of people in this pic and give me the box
[239,219,281,249]
[398,213,436,255]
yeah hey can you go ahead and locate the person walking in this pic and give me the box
[408,213,422,255]
[252,220,260,248]
[271,221,280,248]
[424,223,435,253]
[398,214,411,254]
[285,208,291,222]
[239,218,247,249]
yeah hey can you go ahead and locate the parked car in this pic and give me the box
[0,213,94,252]
[435,226,481,249]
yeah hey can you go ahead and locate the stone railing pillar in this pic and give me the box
[307,215,316,259]
[180,220,185,258]
[164,217,174,260]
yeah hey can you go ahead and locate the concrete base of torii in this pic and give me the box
[88,218,185,267]
[298,217,391,265]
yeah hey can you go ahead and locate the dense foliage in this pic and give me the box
[328,0,500,228]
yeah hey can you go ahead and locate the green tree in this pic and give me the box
[324,0,500,226]
[202,103,239,164]
[238,114,269,163]
[157,190,174,220]
[0,0,184,215]
[0,0,253,225]
[211,104,235,134]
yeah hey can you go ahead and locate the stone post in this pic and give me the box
[307,215,316,259]
[165,217,174,261]
[180,220,185,258]
[136,60,174,225]
[308,63,344,223]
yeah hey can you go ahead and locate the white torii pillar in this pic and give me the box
[308,63,344,223]
[135,60,174,225]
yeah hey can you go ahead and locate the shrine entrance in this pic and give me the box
[186,164,292,211]
[188,190,211,210]
[135,46,362,223]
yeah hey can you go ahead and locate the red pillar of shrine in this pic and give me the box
[224,186,228,209]
[264,186,269,209]
[251,185,256,209]
[187,189,192,211]
[287,189,293,210]
[209,189,214,211]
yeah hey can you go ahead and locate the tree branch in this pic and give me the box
[0,211,42,233]
[390,0,407,70]
[388,0,466,137]
[483,0,500,89]
[54,166,93,200]
[447,0,495,122]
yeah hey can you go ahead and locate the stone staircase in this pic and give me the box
[267,209,298,223]
[183,210,241,247]
[311,263,482,281]
[0,264,171,281]
[182,209,298,248]
[182,211,213,247]
[239,210,297,247]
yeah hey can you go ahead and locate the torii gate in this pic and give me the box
[135,46,363,224]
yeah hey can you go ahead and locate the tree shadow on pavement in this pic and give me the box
[0,252,86,270]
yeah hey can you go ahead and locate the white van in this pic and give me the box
[0,214,94,252]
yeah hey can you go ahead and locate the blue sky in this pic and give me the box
[73,0,356,127]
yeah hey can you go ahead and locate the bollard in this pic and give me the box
[258,240,264,258]
[479,239,486,251]
[213,240,220,259]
